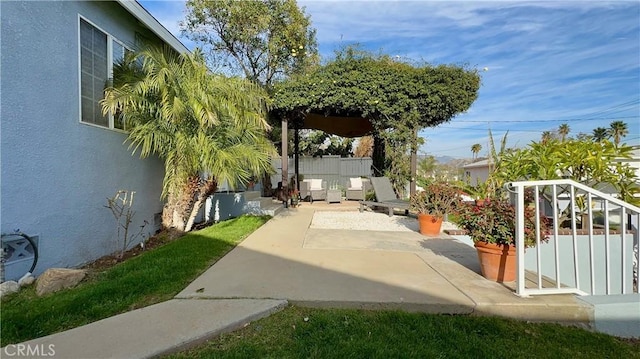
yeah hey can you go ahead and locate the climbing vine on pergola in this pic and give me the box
[271,48,481,196]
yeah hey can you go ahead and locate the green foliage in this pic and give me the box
[0,216,270,346]
[471,143,482,159]
[455,198,549,247]
[609,120,629,147]
[456,180,492,200]
[102,47,276,230]
[483,130,510,198]
[297,130,353,157]
[409,181,463,218]
[272,47,480,131]
[558,123,570,141]
[495,138,639,204]
[272,47,480,194]
[592,127,609,142]
[168,306,640,359]
[182,0,318,90]
[417,155,438,179]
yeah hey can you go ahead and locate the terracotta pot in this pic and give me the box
[417,213,443,235]
[474,241,516,282]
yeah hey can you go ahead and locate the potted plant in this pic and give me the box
[410,181,463,235]
[454,196,549,282]
[289,188,300,208]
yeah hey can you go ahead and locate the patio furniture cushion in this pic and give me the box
[349,177,363,190]
[310,179,323,190]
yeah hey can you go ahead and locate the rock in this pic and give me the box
[18,274,36,287]
[0,281,20,298]
[36,268,86,296]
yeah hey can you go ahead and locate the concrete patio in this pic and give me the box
[179,205,591,323]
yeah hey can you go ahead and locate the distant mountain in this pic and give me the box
[435,155,456,164]
[417,155,476,167]
[447,158,474,169]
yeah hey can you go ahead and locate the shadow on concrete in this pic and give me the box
[176,211,594,325]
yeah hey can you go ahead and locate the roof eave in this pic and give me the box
[115,0,189,54]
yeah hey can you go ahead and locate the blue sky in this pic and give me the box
[139,0,639,159]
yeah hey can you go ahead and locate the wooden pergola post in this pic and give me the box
[410,128,418,198]
[372,133,385,177]
[281,117,288,203]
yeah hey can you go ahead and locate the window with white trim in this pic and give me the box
[80,18,131,130]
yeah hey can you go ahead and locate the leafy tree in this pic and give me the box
[182,0,319,195]
[471,143,482,160]
[102,47,275,232]
[297,130,353,157]
[592,127,609,142]
[182,0,318,91]
[558,123,570,141]
[354,135,373,157]
[272,47,480,195]
[608,120,628,147]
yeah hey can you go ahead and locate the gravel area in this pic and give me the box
[310,211,459,232]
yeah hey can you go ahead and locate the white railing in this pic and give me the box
[508,179,639,297]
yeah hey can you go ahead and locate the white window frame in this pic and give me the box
[78,15,131,132]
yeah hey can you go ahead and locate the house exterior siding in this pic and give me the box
[462,160,492,185]
[1,1,167,280]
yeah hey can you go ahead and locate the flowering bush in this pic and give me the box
[410,181,463,219]
[455,198,549,247]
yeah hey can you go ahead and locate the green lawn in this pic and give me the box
[168,306,639,359]
[0,215,270,346]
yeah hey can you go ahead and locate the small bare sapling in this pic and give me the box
[105,190,148,259]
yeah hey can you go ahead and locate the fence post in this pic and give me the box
[514,183,527,296]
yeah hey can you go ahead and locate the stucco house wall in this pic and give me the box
[462,159,492,185]
[1,1,182,280]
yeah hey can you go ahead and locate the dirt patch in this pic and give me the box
[82,229,184,274]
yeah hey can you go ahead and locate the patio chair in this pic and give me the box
[359,176,410,216]
[300,179,326,203]
[345,177,371,201]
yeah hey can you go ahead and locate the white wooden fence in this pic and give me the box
[271,156,373,189]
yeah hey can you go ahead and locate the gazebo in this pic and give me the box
[271,49,481,200]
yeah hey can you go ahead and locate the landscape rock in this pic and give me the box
[18,274,36,287]
[36,268,86,296]
[0,281,20,298]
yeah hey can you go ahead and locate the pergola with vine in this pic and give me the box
[271,49,481,197]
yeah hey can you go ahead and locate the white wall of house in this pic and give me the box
[462,160,492,185]
[0,1,176,280]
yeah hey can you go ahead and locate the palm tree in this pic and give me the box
[541,131,554,144]
[592,127,609,142]
[417,155,438,178]
[608,121,628,147]
[558,123,570,141]
[471,143,482,160]
[102,47,275,232]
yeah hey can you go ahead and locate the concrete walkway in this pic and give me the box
[8,205,592,358]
